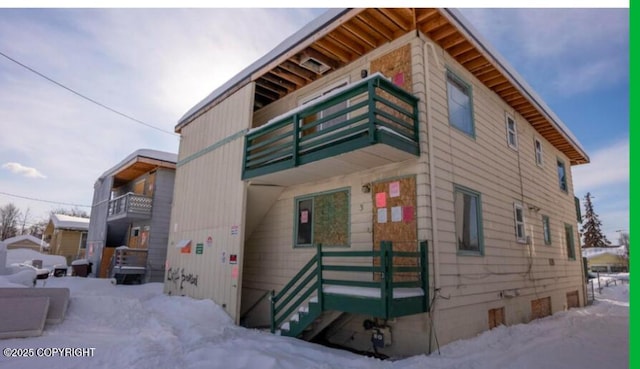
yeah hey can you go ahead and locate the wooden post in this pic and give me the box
[368,78,377,143]
[292,114,300,167]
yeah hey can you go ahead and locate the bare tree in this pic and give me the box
[0,203,22,240]
[19,208,30,235]
[50,207,90,218]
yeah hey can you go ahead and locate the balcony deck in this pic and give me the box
[107,192,153,223]
[243,75,419,186]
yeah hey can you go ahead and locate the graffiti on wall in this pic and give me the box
[166,267,199,290]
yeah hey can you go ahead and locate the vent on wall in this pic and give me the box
[299,55,331,74]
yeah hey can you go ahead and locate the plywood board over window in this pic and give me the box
[372,176,417,281]
[531,297,552,320]
[488,307,505,329]
[566,290,580,309]
[370,43,412,92]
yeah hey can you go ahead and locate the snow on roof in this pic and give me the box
[51,213,90,230]
[1,234,45,246]
[582,246,626,259]
[99,148,178,180]
[5,248,68,268]
[176,8,347,129]
[174,8,587,162]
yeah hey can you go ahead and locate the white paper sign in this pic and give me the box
[391,206,402,222]
[377,208,387,224]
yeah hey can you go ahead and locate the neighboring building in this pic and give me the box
[582,246,628,273]
[2,235,45,252]
[164,8,589,357]
[87,149,177,283]
[43,213,89,265]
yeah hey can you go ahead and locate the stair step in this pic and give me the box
[298,306,309,314]
[281,322,290,331]
[291,313,300,322]
[275,329,282,336]
[310,296,319,303]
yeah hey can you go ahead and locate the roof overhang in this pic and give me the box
[176,8,588,165]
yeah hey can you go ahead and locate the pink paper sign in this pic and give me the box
[232,266,239,279]
[389,181,400,198]
[301,210,309,224]
[376,192,387,208]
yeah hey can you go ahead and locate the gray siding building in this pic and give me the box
[87,149,177,282]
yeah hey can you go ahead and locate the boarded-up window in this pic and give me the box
[531,297,552,320]
[295,189,349,247]
[488,307,505,329]
[566,291,580,309]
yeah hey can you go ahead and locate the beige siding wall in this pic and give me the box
[54,230,82,264]
[423,33,585,345]
[164,83,254,322]
[5,240,40,251]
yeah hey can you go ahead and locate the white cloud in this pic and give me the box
[2,162,46,179]
[460,8,629,97]
[572,139,628,193]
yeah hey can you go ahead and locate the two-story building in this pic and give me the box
[87,149,177,283]
[43,213,89,265]
[164,8,588,357]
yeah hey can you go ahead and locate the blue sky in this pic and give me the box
[0,8,629,243]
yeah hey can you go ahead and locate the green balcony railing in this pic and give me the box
[243,75,419,180]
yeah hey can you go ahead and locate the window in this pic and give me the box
[79,232,88,249]
[534,138,543,166]
[506,114,518,149]
[454,185,483,254]
[557,159,567,192]
[295,189,349,247]
[513,203,526,243]
[300,80,349,133]
[542,215,552,245]
[446,70,474,137]
[564,223,576,259]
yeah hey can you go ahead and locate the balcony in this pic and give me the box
[243,74,419,186]
[107,192,153,222]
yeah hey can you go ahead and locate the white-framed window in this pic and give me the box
[513,203,526,243]
[534,138,544,166]
[446,70,474,137]
[505,113,518,150]
[299,78,349,132]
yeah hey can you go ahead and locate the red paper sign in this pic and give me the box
[403,206,414,223]
[376,192,387,208]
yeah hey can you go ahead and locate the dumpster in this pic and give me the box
[71,259,89,277]
[53,265,68,277]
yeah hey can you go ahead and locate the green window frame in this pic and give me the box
[294,188,350,248]
[564,223,576,260]
[557,158,568,192]
[542,215,552,245]
[446,70,475,137]
[454,185,484,255]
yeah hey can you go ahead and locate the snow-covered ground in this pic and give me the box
[0,276,628,369]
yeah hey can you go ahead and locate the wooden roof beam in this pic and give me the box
[281,60,317,81]
[440,33,467,51]
[357,12,395,41]
[255,85,279,101]
[313,40,352,64]
[457,50,483,64]
[448,41,474,57]
[255,79,288,96]
[431,24,458,42]
[484,76,508,89]
[416,8,438,23]
[272,67,306,87]
[463,56,490,72]
[261,73,296,92]
[342,20,379,48]
[378,8,412,31]
[327,29,367,56]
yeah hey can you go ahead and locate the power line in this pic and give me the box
[0,191,91,208]
[0,50,179,137]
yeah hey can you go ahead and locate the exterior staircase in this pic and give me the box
[271,241,429,340]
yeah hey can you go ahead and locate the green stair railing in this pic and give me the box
[270,241,428,336]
